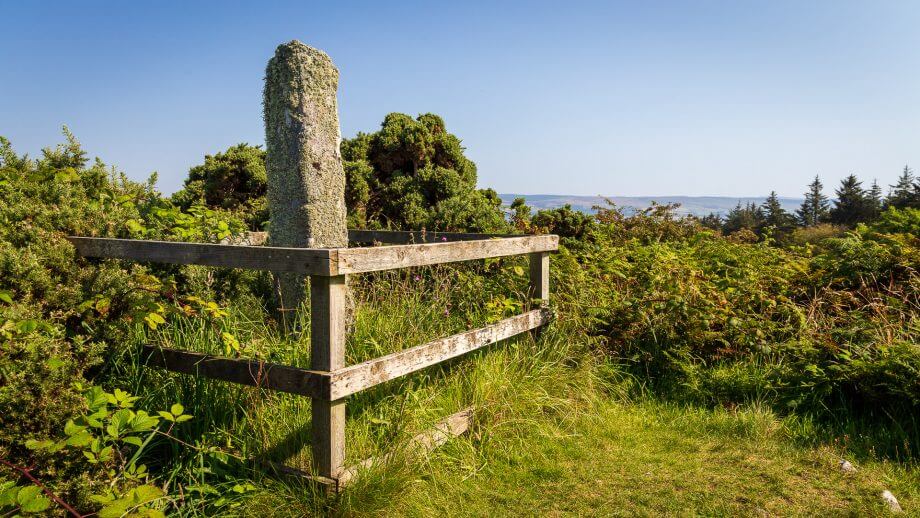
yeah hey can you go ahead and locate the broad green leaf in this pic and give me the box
[65,431,93,447]
[16,486,41,505]
[170,403,184,416]
[131,485,164,504]
[25,439,52,450]
[123,436,143,447]
[15,320,38,333]
[0,291,12,304]
[64,419,86,436]
[0,483,18,506]
[20,493,50,513]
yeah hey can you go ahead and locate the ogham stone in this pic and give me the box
[263,41,348,314]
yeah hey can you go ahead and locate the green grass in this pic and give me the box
[384,400,919,517]
[101,266,918,516]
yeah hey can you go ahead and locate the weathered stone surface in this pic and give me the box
[882,490,903,512]
[263,41,348,312]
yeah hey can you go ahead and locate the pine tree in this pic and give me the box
[699,212,723,231]
[867,179,883,220]
[796,175,830,227]
[829,174,870,226]
[723,202,764,235]
[761,191,794,233]
[886,165,917,209]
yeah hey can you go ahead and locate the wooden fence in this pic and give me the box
[68,230,558,490]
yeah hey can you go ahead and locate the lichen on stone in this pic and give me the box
[263,41,348,311]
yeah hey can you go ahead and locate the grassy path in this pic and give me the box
[381,401,918,517]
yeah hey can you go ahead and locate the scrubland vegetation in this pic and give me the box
[1,119,918,516]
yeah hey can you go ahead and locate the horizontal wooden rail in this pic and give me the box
[327,309,551,400]
[69,234,558,276]
[68,237,336,275]
[141,309,550,401]
[141,346,331,399]
[237,230,509,246]
[348,229,510,244]
[334,235,558,274]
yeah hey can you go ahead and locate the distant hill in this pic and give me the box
[499,194,804,217]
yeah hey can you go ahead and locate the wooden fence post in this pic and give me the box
[310,274,347,482]
[528,252,549,307]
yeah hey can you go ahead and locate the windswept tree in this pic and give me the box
[796,175,830,227]
[887,165,919,209]
[829,174,870,226]
[341,113,507,232]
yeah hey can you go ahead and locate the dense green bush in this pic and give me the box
[0,132,248,510]
[551,201,919,423]
[171,143,268,230]
[174,113,509,233]
[342,113,507,231]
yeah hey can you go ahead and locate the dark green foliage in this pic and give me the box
[509,197,532,232]
[181,114,509,233]
[722,202,764,235]
[0,132,245,510]
[887,165,920,209]
[760,191,795,240]
[796,175,830,227]
[866,179,883,220]
[552,202,919,424]
[171,143,268,230]
[698,212,723,231]
[829,174,872,226]
[341,113,508,232]
[531,204,596,239]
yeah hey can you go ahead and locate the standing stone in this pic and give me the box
[263,41,348,316]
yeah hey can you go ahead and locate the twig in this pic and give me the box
[0,459,82,517]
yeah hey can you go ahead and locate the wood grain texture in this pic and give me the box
[140,345,330,398]
[336,407,474,487]
[68,237,336,275]
[348,229,510,244]
[328,309,552,400]
[335,234,559,274]
[232,230,512,246]
[528,252,550,306]
[310,275,348,479]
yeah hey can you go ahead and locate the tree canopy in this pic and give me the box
[342,113,506,232]
[175,114,508,233]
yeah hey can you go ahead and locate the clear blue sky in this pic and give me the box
[2,1,918,197]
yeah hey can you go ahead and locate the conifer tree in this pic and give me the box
[829,174,870,226]
[761,191,794,234]
[887,165,917,209]
[796,175,830,227]
[867,179,883,220]
[723,201,764,235]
